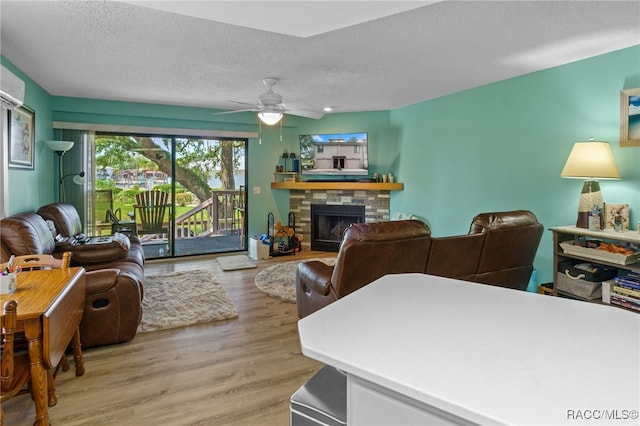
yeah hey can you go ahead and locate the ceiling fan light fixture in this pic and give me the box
[258,111,283,125]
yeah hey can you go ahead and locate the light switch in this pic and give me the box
[253,186,261,195]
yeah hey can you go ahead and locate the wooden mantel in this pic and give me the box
[270,181,403,191]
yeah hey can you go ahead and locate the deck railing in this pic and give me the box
[174,190,244,238]
[91,189,244,239]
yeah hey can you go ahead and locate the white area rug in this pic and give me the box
[139,270,238,333]
[254,257,337,303]
[216,254,257,271]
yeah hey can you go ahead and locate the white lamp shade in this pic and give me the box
[46,140,74,152]
[258,111,283,126]
[560,141,621,179]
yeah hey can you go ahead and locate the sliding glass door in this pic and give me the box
[172,137,246,257]
[91,133,247,259]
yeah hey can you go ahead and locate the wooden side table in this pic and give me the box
[1,267,86,425]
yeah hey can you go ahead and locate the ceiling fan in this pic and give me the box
[215,78,325,125]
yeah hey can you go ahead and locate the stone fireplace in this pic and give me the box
[288,188,392,251]
[311,204,365,251]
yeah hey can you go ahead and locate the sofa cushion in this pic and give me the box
[37,203,83,237]
[0,212,56,261]
[468,210,540,233]
[425,233,484,279]
[343,219,431,241]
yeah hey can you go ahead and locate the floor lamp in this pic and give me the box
[46,140,86,202]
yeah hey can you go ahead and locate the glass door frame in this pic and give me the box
[89,132,247,260]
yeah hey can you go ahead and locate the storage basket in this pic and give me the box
[557,261,617,282]
[559,240,639,265]
[556,272,602,300]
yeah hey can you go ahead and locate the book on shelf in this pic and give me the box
[614,274,640,290]
[612,284,640,299]
[619,272,640,281]
[610,293,640,312]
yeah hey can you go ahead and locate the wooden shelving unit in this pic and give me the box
[550,225,640,312]
[270,181,403,191]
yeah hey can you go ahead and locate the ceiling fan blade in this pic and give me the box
[216,79,325,119]
[285,109,325,119]
[226,100,258,107]
[212,108,259,115]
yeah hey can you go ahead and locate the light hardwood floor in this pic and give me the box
[3,251,335,426]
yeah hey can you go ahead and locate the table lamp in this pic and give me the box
[560,140,620,228]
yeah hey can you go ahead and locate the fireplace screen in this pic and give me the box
[311,204,365,251]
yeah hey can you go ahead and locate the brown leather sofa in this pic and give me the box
[0,203,145,348]
[296,210,544,318]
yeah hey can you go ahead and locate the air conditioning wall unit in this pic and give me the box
[1,65,25,110]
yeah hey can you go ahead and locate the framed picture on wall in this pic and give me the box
[620,88,640,147]
[8,105,35,169]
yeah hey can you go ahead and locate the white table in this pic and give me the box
[298,273,640,425]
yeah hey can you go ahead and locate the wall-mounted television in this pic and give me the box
[299,132,368,176]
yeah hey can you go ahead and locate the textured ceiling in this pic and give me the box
[1,1,639,119]
[118,1,437,37]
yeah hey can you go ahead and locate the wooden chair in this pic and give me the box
[0,252,84,407]
[1,300,31,426]
[133,190,169,237]
[0,252,71,272]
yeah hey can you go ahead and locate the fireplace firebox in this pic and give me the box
[311,204,365,252]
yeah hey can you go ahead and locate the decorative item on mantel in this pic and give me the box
[560,139,621,229]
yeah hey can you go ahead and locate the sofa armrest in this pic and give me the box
[84,268,120,294]
[56,233,130,265]
[297,261,334,296]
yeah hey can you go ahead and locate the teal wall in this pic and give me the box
[48,98,392,241]
[2,58,56,212]
[3,45,639,285]
[390,46,640,283]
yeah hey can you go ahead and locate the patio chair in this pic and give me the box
[106,208,137,236]
[133,190,170,237]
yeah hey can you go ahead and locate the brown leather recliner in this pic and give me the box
[466,210,544,290]
[0,209,144,348]
[296,220,432,318]
[297,211,544,318]
[37,203,145,271]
